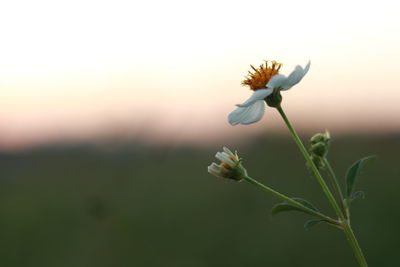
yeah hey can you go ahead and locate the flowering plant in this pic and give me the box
[208,60,374,267]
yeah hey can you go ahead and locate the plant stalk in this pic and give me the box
[276,105,345,220]
[243,175,339,226]
[343,222,368,267]
[323,158,348,218]
[276,105,368,266]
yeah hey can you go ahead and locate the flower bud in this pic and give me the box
[310,142,327,158]
[307,131,331,172]
[207,147,247,181]
[310,131,330,145]
[309,131,330,158]
[309,154,324,170]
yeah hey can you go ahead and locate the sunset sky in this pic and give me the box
[1,0,399,150]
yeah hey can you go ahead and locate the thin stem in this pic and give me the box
[243,175,340,226]
[343,222,368,267]
[276,105,345,220]
[276,105,368,266]
[323,158,348,218]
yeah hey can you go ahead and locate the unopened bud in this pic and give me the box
[309,154,325,170]
[310,131,330,145]
[310,142,327,157]
[309,131,330,158]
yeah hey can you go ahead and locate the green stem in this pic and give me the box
[323,158,348,218]
[343,222,368,267]
[276,105,345,220]
[276,105,368,266]
[243,175,339,226]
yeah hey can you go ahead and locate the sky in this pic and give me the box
[1,0,400,150]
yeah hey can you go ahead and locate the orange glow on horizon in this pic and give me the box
[1,0,400,151]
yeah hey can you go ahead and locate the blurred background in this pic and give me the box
[0,0,399,266]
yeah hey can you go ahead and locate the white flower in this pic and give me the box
[207,147,246,181]
[228,61,311,125]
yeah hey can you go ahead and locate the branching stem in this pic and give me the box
[276,105,368,267]
[323,158,348,218]
[243,175,340,226]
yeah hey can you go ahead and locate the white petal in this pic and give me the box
[266,74,288,90]
[223,147,234,155]
[208,163,222,174]
[215,152,234,165]
[210,162,221,171]
[280,61,311,91]
[210,162,220,169]
[236,89,273,107]
[208,165,221,177]
[267,61,311,91]
[228,100,265,125]
[215,152,225,162]
[282,67,305,89]
[303,60,311,75]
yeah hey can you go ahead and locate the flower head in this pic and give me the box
[242,61,282,90]
[207,147,247,181]
[228,60,311,125]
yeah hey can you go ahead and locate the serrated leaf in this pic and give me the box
[345,155,376,197]
[271,198,319,216]
[304,219,323,230]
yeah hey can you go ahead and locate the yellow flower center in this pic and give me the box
[229,154,238,161]
[220,154,239,169]
[220,162,230,169]
[242,60,282,90]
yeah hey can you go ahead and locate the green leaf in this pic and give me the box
[304,219,323,230]
[345,191,366,211]
[351,191,365,201]
[271,198,319,216]
[345,155,376,197]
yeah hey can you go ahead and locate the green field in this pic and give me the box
[0,134,398,267]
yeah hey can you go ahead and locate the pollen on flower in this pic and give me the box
[242,60,282,90]
[220,154,238,169]
[229,154,238,161]
[220,162,231,169]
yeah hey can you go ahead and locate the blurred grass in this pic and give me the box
[0,134,399,267]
